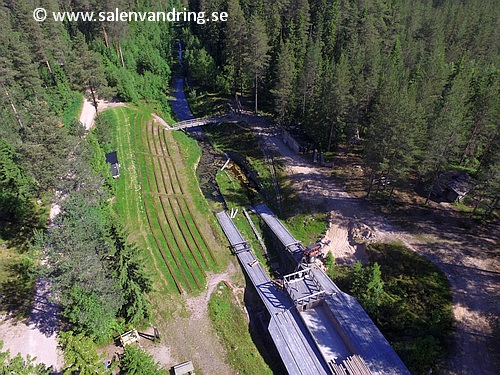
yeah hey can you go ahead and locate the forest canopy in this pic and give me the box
[185,0,500,214]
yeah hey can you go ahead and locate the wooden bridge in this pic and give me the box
[170,117,221,130]
[216,211,330,375]
[159,110,258,131]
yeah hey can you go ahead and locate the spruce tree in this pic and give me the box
[271,42,295,125]
[245,15,270,113]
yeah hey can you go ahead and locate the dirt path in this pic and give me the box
[147,261,240,374]
[78,98,128,130]
[257,127,499,375]
[0,279,64,371]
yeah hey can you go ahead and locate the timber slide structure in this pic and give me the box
[216,205,411,375]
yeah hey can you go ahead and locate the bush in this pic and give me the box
[323,252,334,269]
[120,346,168,375]
[329,243,453,374]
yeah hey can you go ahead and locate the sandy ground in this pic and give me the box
[258,125,500,375]
[79,97,128,130]
[79,98,97,131]
[0,279,64,372]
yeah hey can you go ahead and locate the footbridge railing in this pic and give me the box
[170,117,218,130]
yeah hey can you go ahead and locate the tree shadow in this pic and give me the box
[0,262,34,320]
[0,194,46,251]
[27,278,60,337]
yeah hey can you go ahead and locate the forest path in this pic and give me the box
[0,279,64,372]
[147,262,240,374]
[255,123,499,375]
[79,97,128,130]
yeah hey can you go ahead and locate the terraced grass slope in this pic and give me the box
[107,107,221,295]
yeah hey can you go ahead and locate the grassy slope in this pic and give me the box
[102,106,227,304]
[208,282,273,375]
[171,130,228,266]
[99,108,174,300]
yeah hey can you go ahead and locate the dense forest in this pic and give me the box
[184,0,500,216]
[0,0,178,371]
[0,0,498,372]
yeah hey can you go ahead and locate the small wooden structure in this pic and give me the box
[284,267,326,311]
[434,171,474,202]
[280,126,314,155]
[105,151,121,178]
[172,361,195,375]
[119,329,140,347]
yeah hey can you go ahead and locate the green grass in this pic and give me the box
[172,130,228,269]
[98,108,179,298]
[216,169,270,266]
[185,86,232,118]
[284,212,328,245]
[216,169,252,209]
[99,107,224,300]
[61,93,83,126]
[330,242,453,375]
[205,122,279,205]
[208,282,273,375]
[0,242,34,317]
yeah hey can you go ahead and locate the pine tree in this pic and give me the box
[364,262,384,313]
[317,52,353,151]
[19,102,71,192]
[67,31,112,110]
[0,341,51,375]
[59,332,109,375]
[422,63,473,204]
[45,193,124,338]
[109,225,152,324]
[364,41,424,200]
[245,15,270,113]
[298,38,322,122]
[120,346,168,375]
[225,0,248,97]
[271,42,295,124]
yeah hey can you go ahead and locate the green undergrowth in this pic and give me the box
[216,169,251,209]
[205,122,278,205]
[185,86,232,118]
[329,242,453,375]
[61,93,83,126]
[208,282,273,375]
[216,169,268,268]
[284,212,328,245]
[0,242,35,318]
